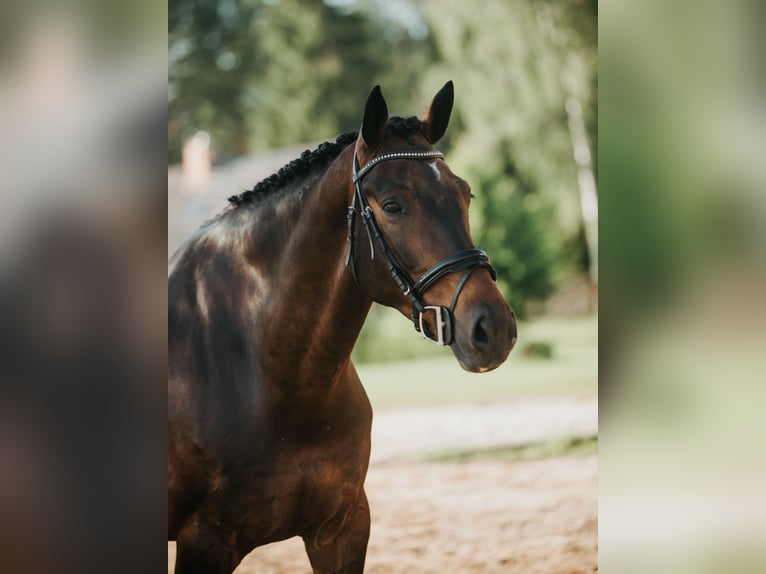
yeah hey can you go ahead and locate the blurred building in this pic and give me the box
[168,143,311,256]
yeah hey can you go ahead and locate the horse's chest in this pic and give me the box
[214,390,372,541]
[225,436,367,544]
[271,429,370,500]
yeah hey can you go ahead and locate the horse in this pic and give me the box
[168,81,517,574]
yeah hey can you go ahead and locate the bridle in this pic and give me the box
[345,148,497,346]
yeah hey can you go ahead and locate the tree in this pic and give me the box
[471,162,559,316]
[168,0,433,161]
[418,0,597,312]
[169,0,264,161]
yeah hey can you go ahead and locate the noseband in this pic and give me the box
[345,149,497,346]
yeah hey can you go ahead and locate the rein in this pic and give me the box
[345,149,497,346]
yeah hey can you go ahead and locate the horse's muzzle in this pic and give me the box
[452,298,517,373]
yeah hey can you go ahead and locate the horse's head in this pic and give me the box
[348,82,517,372]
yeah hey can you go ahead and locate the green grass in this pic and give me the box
[355,315,597,409]
[422,434,598,464]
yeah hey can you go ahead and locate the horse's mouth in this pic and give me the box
[450,309,517,373]
[453,347,509,373]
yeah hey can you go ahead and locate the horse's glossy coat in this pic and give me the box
[168,83,516,573]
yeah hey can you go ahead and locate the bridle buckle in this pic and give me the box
[418,305,451,346]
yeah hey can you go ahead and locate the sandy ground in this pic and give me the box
[168,399,597,573]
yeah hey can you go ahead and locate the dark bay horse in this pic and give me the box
[168,82,517,573]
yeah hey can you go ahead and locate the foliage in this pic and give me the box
[520,341,554,360]
[471,166,560,317]
[419,0,596,215]
[422,435,598,464]
[169,0,436,162]
[169,0,262,160]
[418,0,597,313]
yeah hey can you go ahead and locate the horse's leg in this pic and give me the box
[174,518,239,574]
[302,490,371,574]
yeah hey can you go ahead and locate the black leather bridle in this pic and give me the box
[345,149,497,346]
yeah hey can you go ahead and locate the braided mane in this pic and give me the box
[228,116,427,207]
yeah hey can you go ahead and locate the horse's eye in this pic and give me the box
[382,201,402,214]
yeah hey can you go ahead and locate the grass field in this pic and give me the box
[422,434,599,463]
[355,315,598,409]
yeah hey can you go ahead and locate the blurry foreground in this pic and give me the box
[0,2,166,573]
[600,0,766,572]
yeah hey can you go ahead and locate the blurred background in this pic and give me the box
[600,1,766,573]
[169,0,597,572]
[0,1,166,573]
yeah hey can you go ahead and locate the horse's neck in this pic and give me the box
[239,148,370,388]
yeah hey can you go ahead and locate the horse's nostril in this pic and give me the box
[472,315,489,348]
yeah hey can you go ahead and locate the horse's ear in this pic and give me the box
[419,80,454,144]
[360,85,388,149]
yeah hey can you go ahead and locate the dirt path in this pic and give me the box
[369,399,597,464]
